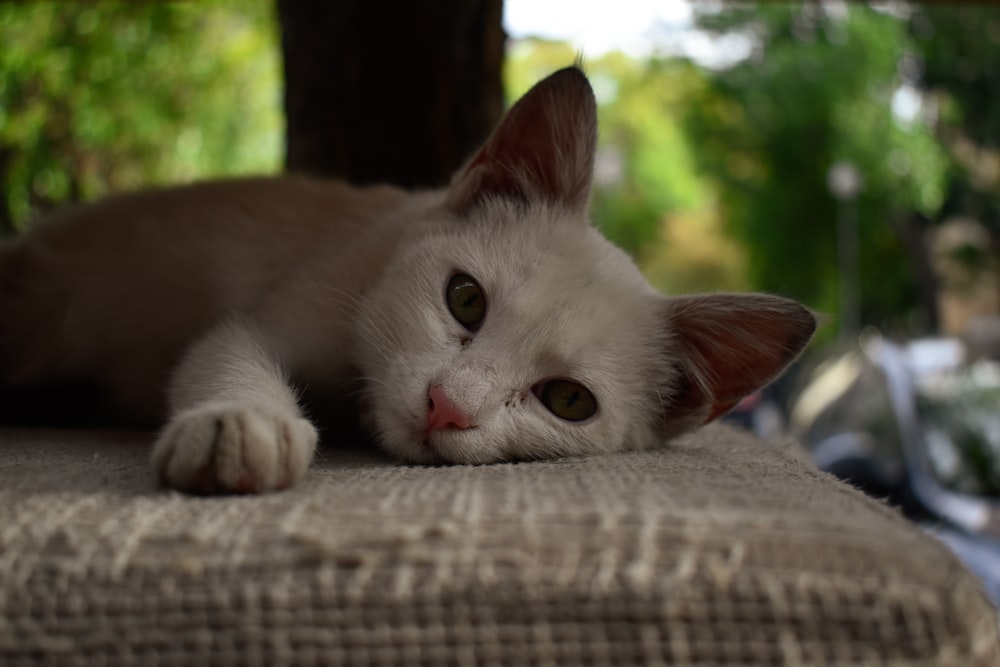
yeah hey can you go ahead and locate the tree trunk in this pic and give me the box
[277,0,505,189]
[0,145,16,237]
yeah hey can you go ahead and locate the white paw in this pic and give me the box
[151,403,317,494]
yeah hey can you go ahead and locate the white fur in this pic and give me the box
[152,321,317,493]
[355,199,672,464]
[0,67,815,493]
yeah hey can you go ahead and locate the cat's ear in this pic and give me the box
[662,294,817,427]
[445,66,597,216]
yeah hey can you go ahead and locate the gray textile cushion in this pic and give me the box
[1,424,997,666]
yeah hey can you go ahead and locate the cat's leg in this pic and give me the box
[151,320,317,494]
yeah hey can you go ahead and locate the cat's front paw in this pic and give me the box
[151,403,317,494]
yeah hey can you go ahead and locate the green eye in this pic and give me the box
[537,380,597,422]
[446,273,487,330]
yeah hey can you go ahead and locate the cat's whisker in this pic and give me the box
[641,368,668,427]
[353,375,397,395]
[3,65,817,493]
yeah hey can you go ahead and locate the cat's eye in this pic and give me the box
[536,380,597,422]
[446,273,487,331]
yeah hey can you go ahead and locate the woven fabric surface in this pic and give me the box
[1,424,997,666]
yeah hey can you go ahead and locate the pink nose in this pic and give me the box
[426,385,474,431]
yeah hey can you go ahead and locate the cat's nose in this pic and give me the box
[426,384,475,431]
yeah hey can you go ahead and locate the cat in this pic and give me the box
[0,66,817,494]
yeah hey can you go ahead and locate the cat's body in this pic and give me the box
[0,68,817,493]
[1,177,427,423]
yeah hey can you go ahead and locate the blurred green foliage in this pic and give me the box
[683,5,948,332]
[912,6,1000,251]
[507,41,749,295]
[0,1,280,234]
[4,2,999,343]
[507,4,1000,338]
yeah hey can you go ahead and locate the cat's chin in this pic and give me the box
[383,440,454,467]
[406,438,458,466]
[386,430,500,467]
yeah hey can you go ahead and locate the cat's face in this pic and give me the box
[356,201,673,464]
[354,66,816,465]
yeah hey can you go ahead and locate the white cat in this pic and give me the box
[0,67,816,493]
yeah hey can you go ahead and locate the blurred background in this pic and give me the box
[1,1,999,599]
[3,2,998,340]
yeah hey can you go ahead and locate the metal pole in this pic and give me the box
[838,197,861,345]
[828,161,863,346]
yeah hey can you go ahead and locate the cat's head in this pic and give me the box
[355,67,816,465]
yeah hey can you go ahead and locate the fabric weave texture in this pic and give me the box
[1,424,997,666]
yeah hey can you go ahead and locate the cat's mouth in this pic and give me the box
[412,435,457,465]
[416,426,481,465]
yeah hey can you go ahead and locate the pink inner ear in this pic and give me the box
[445,67,597,215]
[665,294,817,423]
